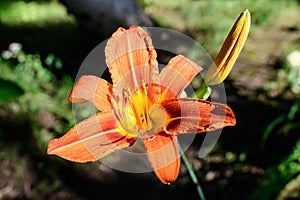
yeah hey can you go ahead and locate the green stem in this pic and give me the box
[178,143,206,200]
[192,82,211,100]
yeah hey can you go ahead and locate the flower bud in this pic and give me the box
[205,10,251,85]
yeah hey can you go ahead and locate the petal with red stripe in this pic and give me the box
[105,26,159,96]
[68,75,113,112]
[47,112,136,162]
[159,55,202,100]
[144,132,180,184]
[161,98,236,135]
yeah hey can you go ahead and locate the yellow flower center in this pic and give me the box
[113,79,166,138]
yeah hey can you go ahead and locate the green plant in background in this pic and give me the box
[0,43,74,152]
[0,42,77,198]
[0,78,24,104]
[262,48,300,141]
[250,140,300,200]
[0,43,24,104]
[251,48,300,199]
[264,50,300,100]
[0,0,75,27]
[138,0,299,56]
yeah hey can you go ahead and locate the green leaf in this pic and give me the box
[261,114,285,147]
[0,78,24,104]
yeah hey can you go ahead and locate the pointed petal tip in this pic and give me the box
[67,76,113,111]
[244,9,251,18]
[159,178,174,185]
[67,88,78,102]
[144,134,180,185]
[155,166,179,184]
[155,170,178,185]
[46,112,137,164]
[229,116,237,127]
[244,9,251,27]
[242,10,251,35]
[47,138,57,155]
[46,138,96,163]
[224,104,236,127]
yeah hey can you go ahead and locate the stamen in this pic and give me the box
[142,78,150,124]
[122,87,132,101]
[126,31,140,90]
[123,86,143,126]
[157,88,169,104]
[163,126,171,135]
[122,87,140,126]
[134,85,147,128]
[111,97,122,122]
[147,135,156,141]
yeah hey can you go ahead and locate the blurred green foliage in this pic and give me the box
[0,0,75,27]
[0,44,74,151]
[0,78,24,104]
[138,0,299,55]
[261,48,300,142]
[250,140,300,200]
[264,49,300,100]
[257,47,300,199]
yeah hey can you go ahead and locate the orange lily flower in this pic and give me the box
[47,26,236,184]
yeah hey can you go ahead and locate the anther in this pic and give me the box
[147,135,156,141]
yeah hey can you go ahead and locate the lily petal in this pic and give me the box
[47,112,136,162]
[159,55,202,100]
[144,132,180,184]
[68,75,113,112]
[205,10,251,85]
[161,98,236,134]
[105,26,159,91]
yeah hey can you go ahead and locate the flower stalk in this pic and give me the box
[193,81,211,100]
[178,143,206,200]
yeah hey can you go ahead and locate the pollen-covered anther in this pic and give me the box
[119,79,168,138]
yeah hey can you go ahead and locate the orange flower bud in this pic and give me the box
[205,10,251,85]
